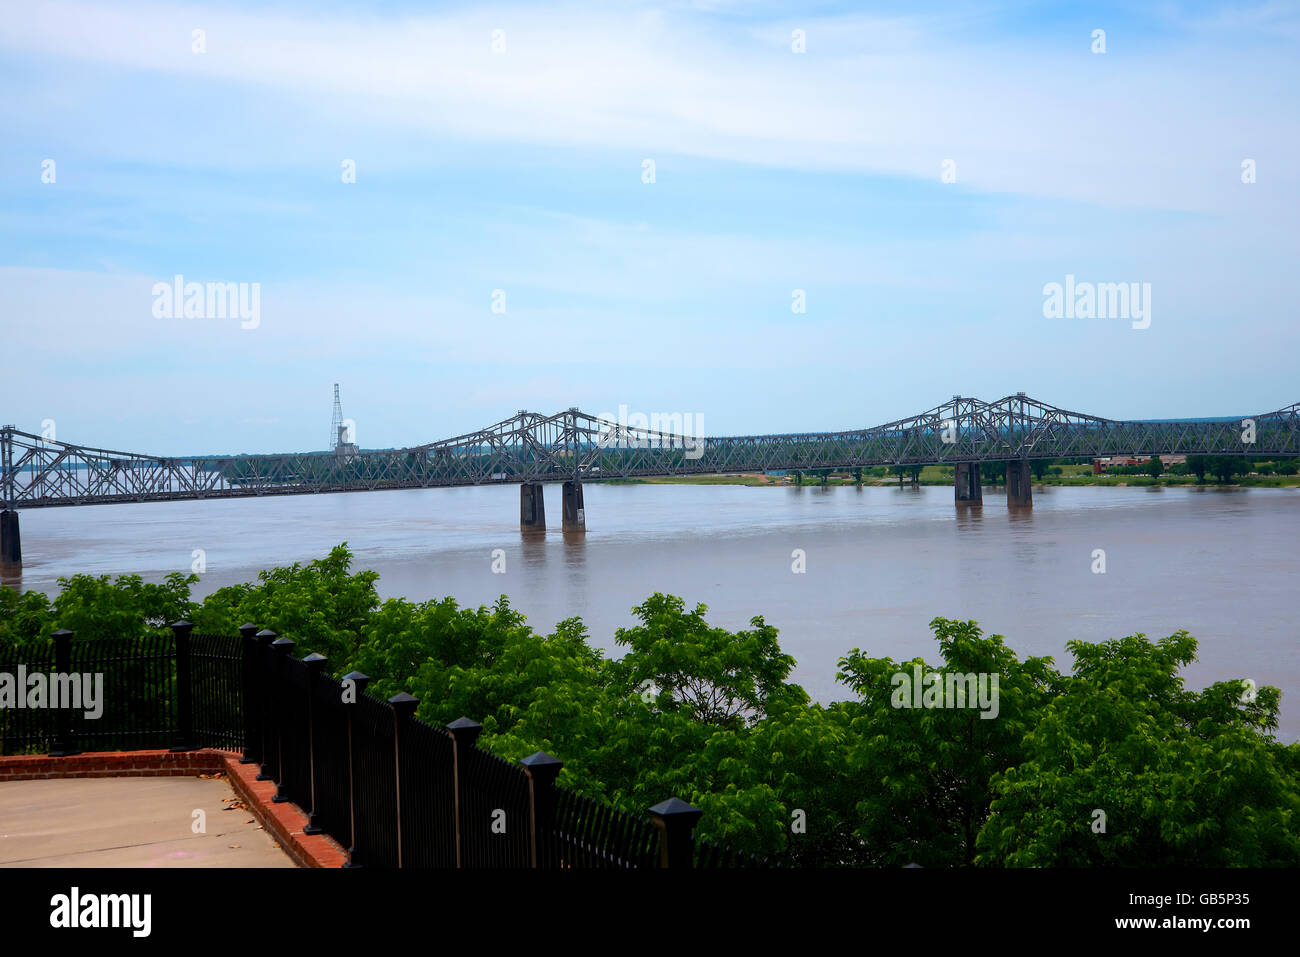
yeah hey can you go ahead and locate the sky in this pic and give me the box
[1,0,1297,455]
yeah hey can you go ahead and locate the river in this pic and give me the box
[6,482,1298,740]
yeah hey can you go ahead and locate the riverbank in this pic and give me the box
[605,467,1300,489]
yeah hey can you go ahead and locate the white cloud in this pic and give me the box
[2,1,1296,210]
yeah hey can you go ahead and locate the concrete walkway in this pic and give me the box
[0,775,295,867]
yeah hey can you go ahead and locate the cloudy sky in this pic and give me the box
[1,0,1296,455]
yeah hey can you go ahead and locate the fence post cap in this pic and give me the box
[169,619,193,630]
[520,751,563,771]
[51,629,74,638]
[446,717,483,748]
[270,636,296,653]
[388,692,419,719]
[238,622,259,636]
[340,671,370,703]
[302,652,328,670]
[255,628,278,641]
[648,797,703,822]
[520,751,564,784]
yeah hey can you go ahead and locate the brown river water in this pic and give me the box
[6,482,1298,740]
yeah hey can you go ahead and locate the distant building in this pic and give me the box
[333,426,359,463]
[1093,454,1185,473]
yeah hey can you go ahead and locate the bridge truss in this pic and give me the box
[3,395,1298,509]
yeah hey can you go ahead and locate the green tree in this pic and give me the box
[49,571,198,642]
[610,594,800,728]
[1146,455,1164,478]
[0,587,52,644]
[1209,456,1245,484]
[975,631,1300,866]
[835,618,1061,866]
[194,544,377,664]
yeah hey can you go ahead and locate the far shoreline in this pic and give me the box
[599,470,1300,490]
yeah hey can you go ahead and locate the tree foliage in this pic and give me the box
[976,632,1299,866]
[3,545,1296,867]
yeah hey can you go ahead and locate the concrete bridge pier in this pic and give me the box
[520,483,546,531]
[562,480,585,532]
[0,510,20,576]
[1007,460,1033,508]
[954,462,982,505]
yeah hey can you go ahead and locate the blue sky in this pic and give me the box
[1,1,1297,455]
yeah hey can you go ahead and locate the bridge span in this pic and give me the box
[3,393,1297,575]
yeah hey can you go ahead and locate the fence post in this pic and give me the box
[446,717,483,868]
[388,692,419,868]
[254,629,278,781]
[169,620,196,752]
[49,629,79,757]
[341,670,371,869]
[270,636,295,803]
[238,623,259,764]
[520,751,563,868]
[302,652,328,835]
[648,797,703,869]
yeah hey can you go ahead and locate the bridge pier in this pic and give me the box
[954,462,982,505]
[562,480,585,532]
[0,510,20,576]
[1007,460,1033,508]
[520,483,546,531]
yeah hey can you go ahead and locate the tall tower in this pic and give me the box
[330,383,344,450]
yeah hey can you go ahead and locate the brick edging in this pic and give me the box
[0,749,225,780]
[221,754,348,868]
[0,749,347,868]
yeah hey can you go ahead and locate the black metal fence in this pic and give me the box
[0,627,239,755]
[0,621,776,868]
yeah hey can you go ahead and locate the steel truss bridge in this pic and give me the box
[3,393,1298,512]
[4,392,1297,573]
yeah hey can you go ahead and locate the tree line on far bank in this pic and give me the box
[2,545,1297,867]
[792,455,1299,485]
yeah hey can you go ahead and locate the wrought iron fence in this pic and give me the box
[0,626,237,755]
[547,785,660,868]
[0,620,778,868]
[0,636,55,754]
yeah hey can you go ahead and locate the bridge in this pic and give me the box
[3,392,1298,575]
